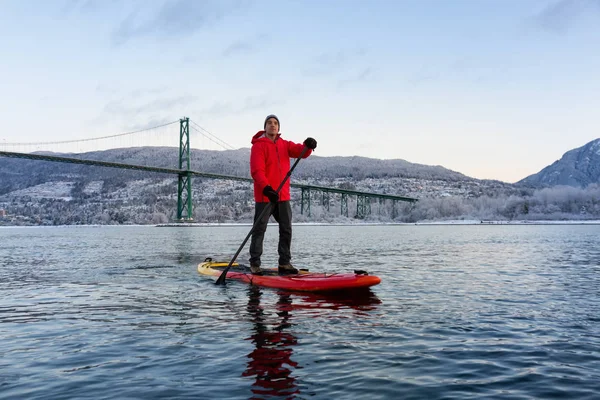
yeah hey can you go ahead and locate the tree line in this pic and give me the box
[2,179,599,226]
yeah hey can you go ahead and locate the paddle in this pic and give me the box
[215,145,310,285]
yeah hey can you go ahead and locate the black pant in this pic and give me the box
[249,201,292,267]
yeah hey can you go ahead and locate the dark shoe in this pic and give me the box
[250,264,263,275]
[278,264,298,275]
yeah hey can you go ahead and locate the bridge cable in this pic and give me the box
[1,120,180,146]
[189,121,235,150]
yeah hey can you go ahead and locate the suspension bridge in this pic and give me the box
[0,118,417,221]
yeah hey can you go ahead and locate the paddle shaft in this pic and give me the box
[215,146,310,285]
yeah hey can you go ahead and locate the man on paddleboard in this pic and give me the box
[249,114,317,275]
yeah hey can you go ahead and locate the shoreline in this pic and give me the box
[2,220,600,229]
[157,219,600,227]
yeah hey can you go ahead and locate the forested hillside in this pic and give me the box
[1,147,599,225]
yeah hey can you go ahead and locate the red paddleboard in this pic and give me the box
[198,258,381,292]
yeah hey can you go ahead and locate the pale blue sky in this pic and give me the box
[1,0,599,182]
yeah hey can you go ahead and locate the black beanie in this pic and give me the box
[264,114,280,130]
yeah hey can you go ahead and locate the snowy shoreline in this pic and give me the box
[2,220,600,229]
[156,220,600,227]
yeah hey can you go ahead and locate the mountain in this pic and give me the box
[4,146,600,225]
[0,146,485,195]
[518,139,600,188]
[0,146,523,225]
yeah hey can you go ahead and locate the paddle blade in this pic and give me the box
[215,268,228,285]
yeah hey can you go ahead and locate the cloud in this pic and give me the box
[61,0,124,16]
[406,68,440,87]
[96,84,167,97]
[125,116,179,132]
[222,40,254,57]
[405,58,510,88]
[111,0,248,45]
[95,83,121,95]
[89,91,196,132]
[303,48,368,77]
[337,67,373,89]
[103,94,198,116]
[199,95,284,119]
[533,0,600,33]
[129,87,169,99]
[220,33,268,59]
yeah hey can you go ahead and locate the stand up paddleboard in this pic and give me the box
[199,258,381,292]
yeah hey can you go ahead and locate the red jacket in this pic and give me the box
[250,131,312,202]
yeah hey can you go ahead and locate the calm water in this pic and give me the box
[1,224,599,399]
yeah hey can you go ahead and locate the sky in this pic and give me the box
[1,0,599,183]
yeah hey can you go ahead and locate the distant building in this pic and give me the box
[0,209,6,217]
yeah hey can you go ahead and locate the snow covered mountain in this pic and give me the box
[519,139,600,188]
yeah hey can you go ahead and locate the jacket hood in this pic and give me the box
[251,130,280,144]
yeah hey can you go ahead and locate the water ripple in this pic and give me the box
[1,225,600,399]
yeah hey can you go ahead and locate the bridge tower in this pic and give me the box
[356,195,371,219]
[341,193,348,217]
[301,187,311,217]
[177,117,193,221]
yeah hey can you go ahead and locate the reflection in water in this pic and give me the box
[243,286,299,398]
[291,289,382,312]
[242,286,382,398]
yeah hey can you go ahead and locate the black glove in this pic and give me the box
[303,137,317,150]
[262,185,279,203]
